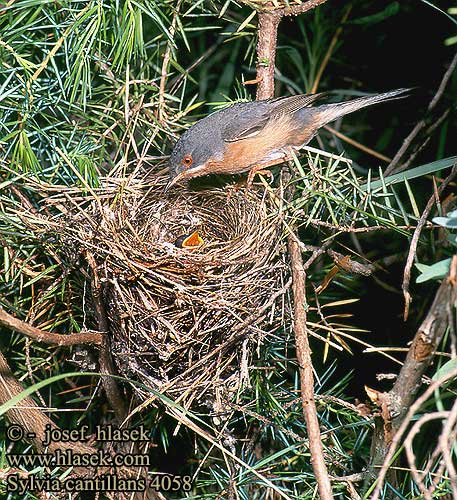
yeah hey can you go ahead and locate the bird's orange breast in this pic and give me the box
[209,113,317,174]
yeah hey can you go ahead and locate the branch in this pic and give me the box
[402,165,457,320]
[0,349,95,456]
[0,307,103,346]
[288,236,334,500]
[264,0,328,17]
[253,0,328,99]
[255,11,281,100]
[385,50,457,176]
[370,353,457,500]
[367,272,455,494]
[252,2,333,496]
[85,251,127,419]
[0,348,165,500]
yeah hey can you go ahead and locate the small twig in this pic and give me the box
[385,51,457,176]
[0,308,103,346]
[397,108,451,172]
[324,124,391,163]
[311,5,352,94]
[402,165,457,320]
[302,237,335,270]
[158,1,182,121]
[288,236,334,500]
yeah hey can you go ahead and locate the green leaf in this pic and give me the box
[433,358,457,382]
[362,156,457,192]
[448,234,457,246]
[350,2,400,25]
[432,216,457,228]
[415,258,452,283]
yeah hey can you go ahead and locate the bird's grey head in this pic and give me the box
[166,126,219,190]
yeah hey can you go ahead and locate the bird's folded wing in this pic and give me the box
[223,93,327,142]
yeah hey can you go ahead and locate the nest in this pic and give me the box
[57,172,288,404]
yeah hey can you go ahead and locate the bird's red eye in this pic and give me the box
[182,154,193,168]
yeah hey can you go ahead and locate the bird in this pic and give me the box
[166,88,409,190]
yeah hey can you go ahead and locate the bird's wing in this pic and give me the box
[221,101,273,142]
[269,92,328,116]
[223,93,327,142]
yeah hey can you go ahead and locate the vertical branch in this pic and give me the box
[288,237,335,500]
[255,11,281,100]
[254,0,329,100]
[0,349,96,457]
[85,251,127,420]
[250,1,333,497]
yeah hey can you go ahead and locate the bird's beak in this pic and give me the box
[164,171,186,193]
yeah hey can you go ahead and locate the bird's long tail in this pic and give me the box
[315,88,410,125]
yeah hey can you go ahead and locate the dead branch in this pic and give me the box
[370,364,457,500]
[0,346,165,499]
[251,1,333,496]
[0,307,103,346]
[402,165,457,320]
[367,273,456,495]
[288,236,334,500]
[85,251,127,419]
[397,108,451,172]
[0,349,95,456]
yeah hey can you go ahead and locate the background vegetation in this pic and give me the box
[0,1,456,499]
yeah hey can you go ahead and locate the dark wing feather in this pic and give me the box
[269,92,328,117]
[221,101,272,143]
[223,93,328,142]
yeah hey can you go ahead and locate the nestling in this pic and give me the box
[167,89,409,189]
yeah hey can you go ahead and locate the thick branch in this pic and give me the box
[0,349,165,499]
[256,11,281,100]
[392,278,454,422]
[0,349,95,456]
[255,0,328,100]
[367,275,455,491]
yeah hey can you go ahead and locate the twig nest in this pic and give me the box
[63,172,288,403]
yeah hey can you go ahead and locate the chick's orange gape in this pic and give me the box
[166,89,409,189]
